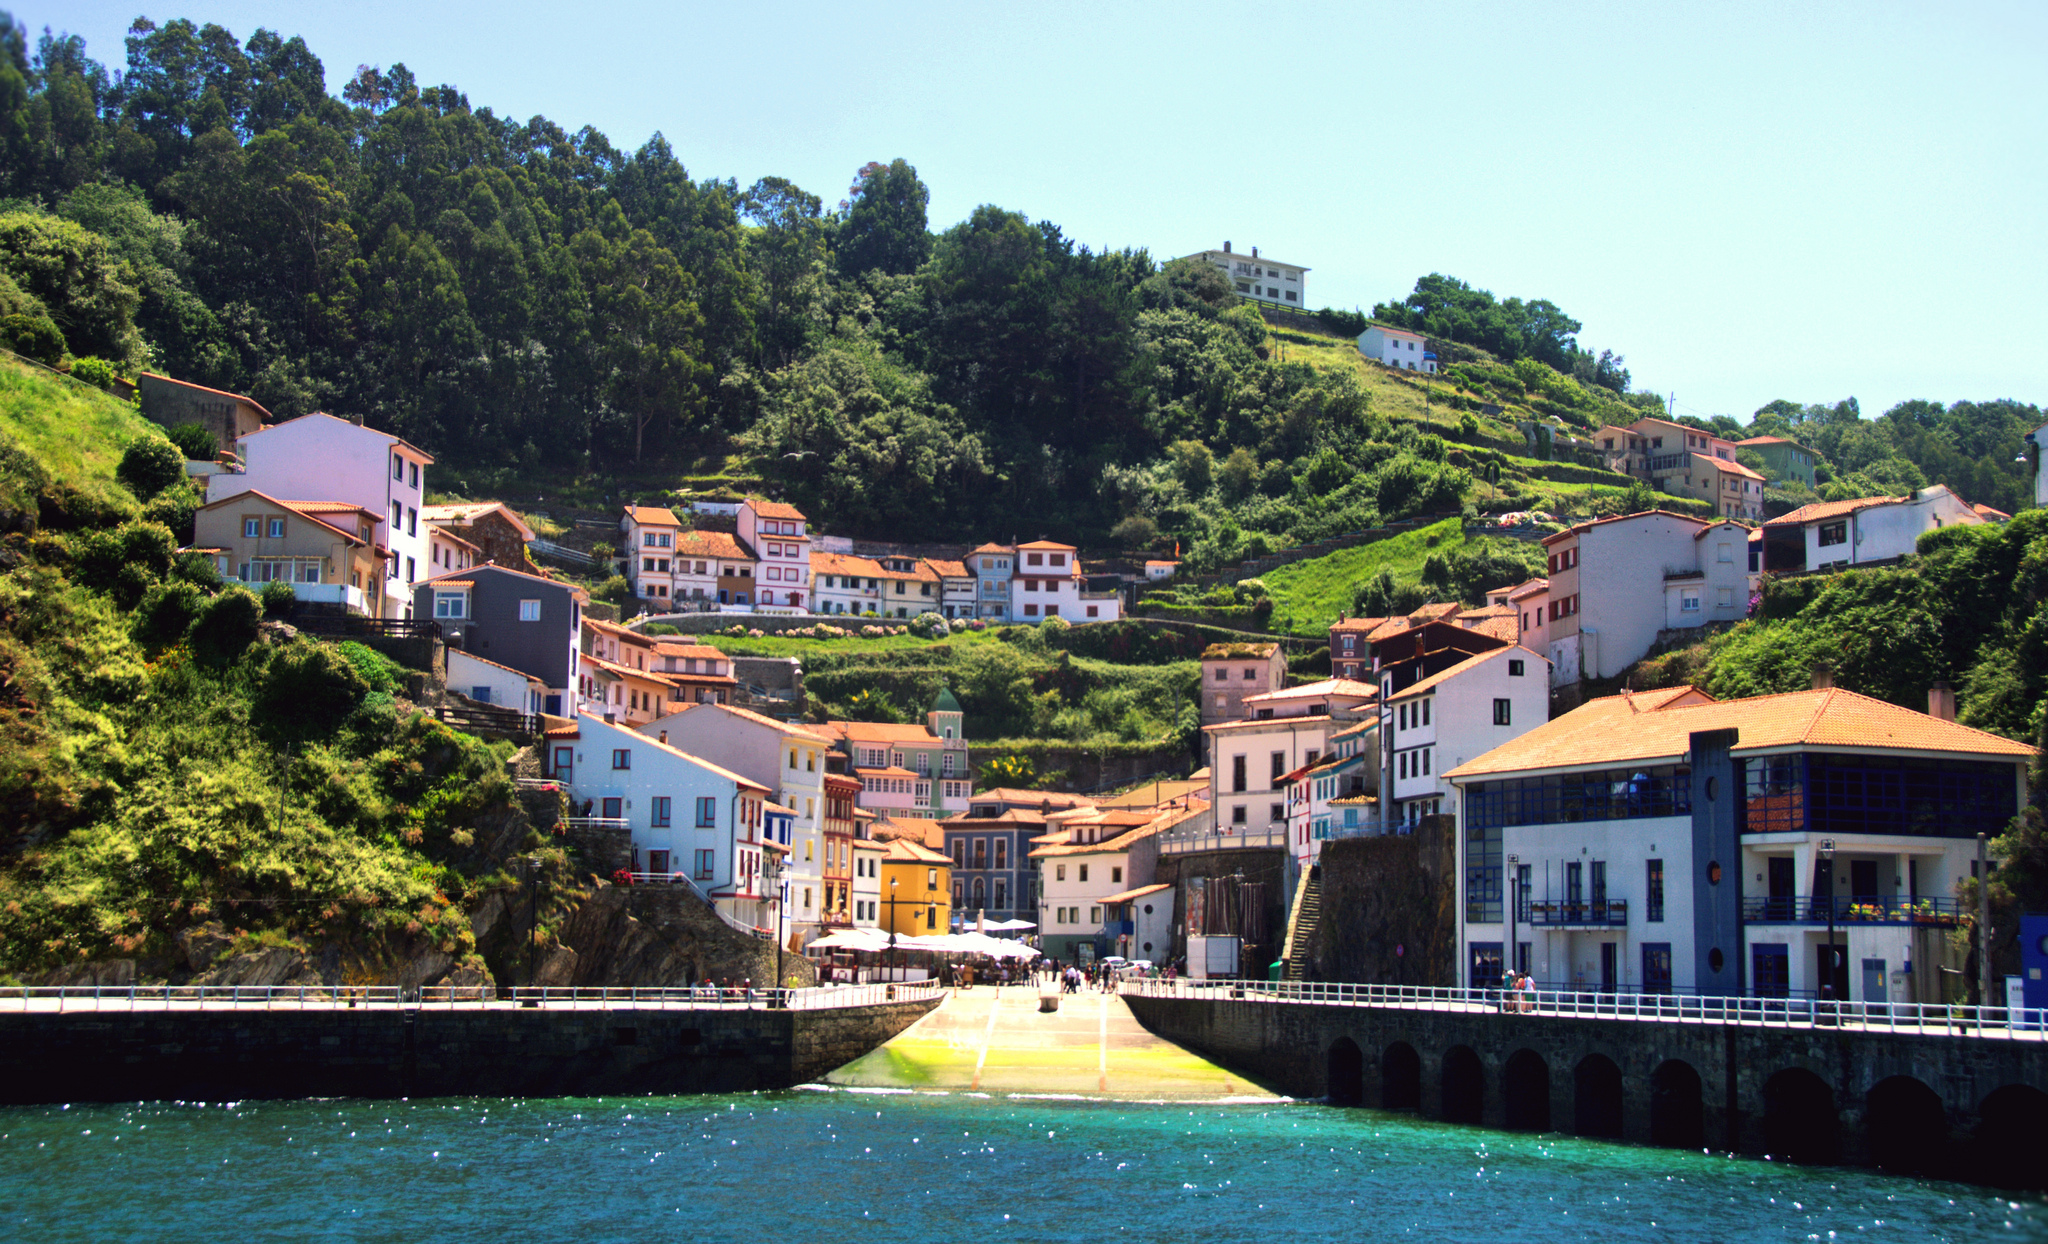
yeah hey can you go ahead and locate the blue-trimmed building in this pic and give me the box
[1446,684,2029,1002]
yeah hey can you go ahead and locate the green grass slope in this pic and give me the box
[0,357,158,514]
[1260,518,1466,634]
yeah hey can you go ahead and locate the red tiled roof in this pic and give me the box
[1762,495,1906,527]
[745,497,807,521]
[623,505,681,527]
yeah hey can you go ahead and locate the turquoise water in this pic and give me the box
[0,1090,2037,1242]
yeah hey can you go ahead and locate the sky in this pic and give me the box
[31,0,2048,423]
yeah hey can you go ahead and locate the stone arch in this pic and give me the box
[1971,1084,2048,1189]
[1864,1075,1948,1177]
[1440,1045,1484,1124]
[1763,1067,1839,1165]
[1381,1041,1421,1111]
[1504,1048,1551,1132]
[1650,1059,1704,1149]
[1327,1037,1364,1107]
[1573,1054,1624,1139]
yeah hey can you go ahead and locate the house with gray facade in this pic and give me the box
[414,564,587,716]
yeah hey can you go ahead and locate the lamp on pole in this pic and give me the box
[763,848,785,1000]
[1818,839,1837,1001]
[1506,853,1520,981]
[886,876,901,981]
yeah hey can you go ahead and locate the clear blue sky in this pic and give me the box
[34,0,2048,423]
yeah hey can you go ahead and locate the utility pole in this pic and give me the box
[527,853,543,999]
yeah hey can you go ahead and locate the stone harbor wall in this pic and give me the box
[1301,819,1458,987]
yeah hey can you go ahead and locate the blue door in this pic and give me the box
[1469,942,1503,990]
[1751,943,1789,998]
[1642,943,1673,994]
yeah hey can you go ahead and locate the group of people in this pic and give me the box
[1500,969,1538,1013]
[1049,963,1119,994]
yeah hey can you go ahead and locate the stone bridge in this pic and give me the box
[1123,984,2048,1188]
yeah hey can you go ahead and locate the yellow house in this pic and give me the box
[191,489,386,616]
[878,837,951,937]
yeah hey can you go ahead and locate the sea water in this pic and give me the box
[0,1090,2036,1242]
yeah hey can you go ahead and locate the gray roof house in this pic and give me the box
[414,564,587,716]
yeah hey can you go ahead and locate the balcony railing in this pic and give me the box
[1160,825,1287,854]
[1743,896,1963,926]
[1527,899,1629,927]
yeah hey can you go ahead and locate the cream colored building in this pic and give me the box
[1184,242,1308,308]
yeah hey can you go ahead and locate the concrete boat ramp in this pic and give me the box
[824,985,1276,1100]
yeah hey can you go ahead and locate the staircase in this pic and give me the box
[1280,865,1324,983]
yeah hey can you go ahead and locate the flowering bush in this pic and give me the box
[861,624,882,637]
[611,868,634,887]
[748,628,764,638]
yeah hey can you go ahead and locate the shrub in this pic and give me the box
[0,312,64,364]
[1039,615,1070,636]
[115,436,184,502]
[909,611,949,638]
[132,579,207,650]
[67,356,119,391]
[593,574,630,604]
[172,551,223,590]
[262,579,297,618]
[190,586,262,665]
[140,486,196,544]
[164,422,217,462]
[37,479,135,530]
[1110,514,1158,548]
[334,641,401,694]
[255,642,371,737]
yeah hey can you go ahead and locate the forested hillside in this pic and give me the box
[1,11,2038,564]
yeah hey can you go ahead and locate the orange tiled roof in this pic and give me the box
[675,530,750,560]
[1700,456,1766,482]
[925,558,969,579]
[746,497,807,521]
[1015,539,1077,551]
[1445,686,2033,780]
[811,551,884,578]
[816,720,941,744]
[1762,495,1907,527]
[883,837,950,864]
[623,505,681,527]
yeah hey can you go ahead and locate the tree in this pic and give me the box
[0,213,144,365]
[1218,446,1258,503]
[1169,440,1213,495]
[1110,514,1158,549]
[836,159,931,277]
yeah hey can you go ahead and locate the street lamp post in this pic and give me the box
[1506,853,1520,982]
[1818,839,1837,1001]
[885,876,901,981]
[526,852,543,1000]
[763,850,785,1001]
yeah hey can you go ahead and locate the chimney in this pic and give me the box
[1928,681,1957,722]
[1810,663,1834,691]
[1223,241,1231,253]
[1252,246,1259,258]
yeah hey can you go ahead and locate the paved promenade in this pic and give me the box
[826,984,1265,1099]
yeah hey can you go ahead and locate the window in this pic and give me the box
[1270,751,1286,783]
[1422,699,1431,726]
[1231,805,1247,825]
[651,797,671,828]
[694,849,714,879]
[433,592,466,619]
[406,557,415,583]
[514,599,542,622]
[1078,864,1089,883]
[408,508,417,537]
[266,517,286,538]
[1818,520,1847,547]
[611,749,631,770]
[242,517,261,538]
[393,454,405,481]
[1088,906,1101,924]
[409,462,419,489]
[1493,698,1512,726]
[1269,803,1283,823]
[1056,864,1066,881]
[1646,858,1665,922]
[1681,590,1701,613]
[1508,659,1525,676]
[696,796,716,827]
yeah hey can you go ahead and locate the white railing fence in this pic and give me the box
[1118,978,2048,1040]
[0,980,943,1013]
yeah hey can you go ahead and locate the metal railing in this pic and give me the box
[1527,899,1629,927]
[1159,825,1287,854]
[295,615,443,640]
[438,704,542,736]
[1118,978,2048,1040]
[0,981,943,1012]
[1742,896,1964,925]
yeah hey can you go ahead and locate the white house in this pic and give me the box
[851,837,886,928]
[1007,540,1120,622]
[447,649,546,713]
[550,713,775,932]
[1204,678,1377,840]
[1357,324,1435,373]
[1446,682,2030,999]
[1759,485,1984,575]
[1379,645,1551,832]
[1542,511,1752,688]
[738,497,811,613]
[928,558,976,620]
[206,412,434,618]
[810,552,885,616]
[1031,808,1177,962]
[970,543,1014,620]
[640,702,831,943]
[1184,242,1309,308]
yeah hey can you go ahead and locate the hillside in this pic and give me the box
[0,360,561,986]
